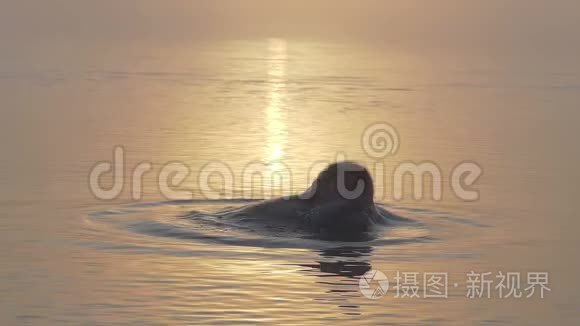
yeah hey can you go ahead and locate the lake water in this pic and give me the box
[1,39,579,325]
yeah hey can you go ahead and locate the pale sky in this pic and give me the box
[1,0,579,53]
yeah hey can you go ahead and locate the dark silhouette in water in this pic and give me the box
[226,161,393,241]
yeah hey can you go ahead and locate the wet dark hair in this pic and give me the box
[305,161,374,206]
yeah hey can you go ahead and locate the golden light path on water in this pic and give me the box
[265,38,288,180]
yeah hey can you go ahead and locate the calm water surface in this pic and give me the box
[0,39,579,325]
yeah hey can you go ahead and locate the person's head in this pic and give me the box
[305,161,374,206]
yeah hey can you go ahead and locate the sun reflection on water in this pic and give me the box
[265,38,288,172]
